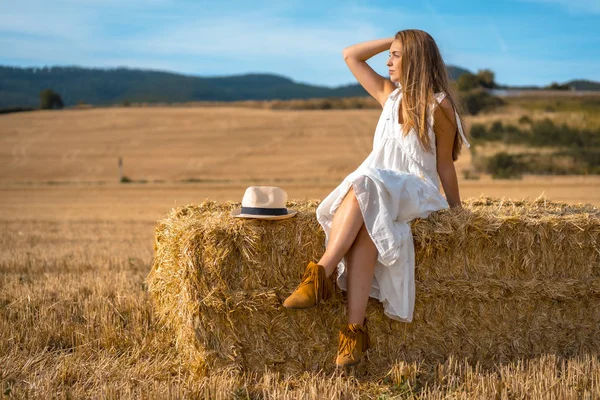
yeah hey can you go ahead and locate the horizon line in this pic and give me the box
[1,63,596,90]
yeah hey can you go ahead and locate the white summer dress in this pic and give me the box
[315,82,471,323]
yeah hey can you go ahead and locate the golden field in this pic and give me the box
[1,105,599,398]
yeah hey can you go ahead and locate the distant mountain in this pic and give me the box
[1,65,597,108]
[565,80,600,91]
[0,65,472,108]
[447,66,472,81]
[496,79,600,91]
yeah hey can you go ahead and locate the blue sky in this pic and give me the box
[1,0,599,87]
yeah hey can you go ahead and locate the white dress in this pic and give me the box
[315,83,471,323]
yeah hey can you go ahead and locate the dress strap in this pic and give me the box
[453,108,471,148]
[435,92,471,148]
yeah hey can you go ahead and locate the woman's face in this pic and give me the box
[386,40,403,83]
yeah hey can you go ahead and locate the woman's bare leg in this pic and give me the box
[345,223,378,325]
[317,186,365,278]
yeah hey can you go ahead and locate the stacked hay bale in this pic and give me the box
[146,196,600,377]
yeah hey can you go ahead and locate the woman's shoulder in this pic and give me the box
[385,83,402,99]
[432,92,455,114]
[376,81,400,107]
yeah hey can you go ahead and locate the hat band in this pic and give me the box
[241,206,288,216]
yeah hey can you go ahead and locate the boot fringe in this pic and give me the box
[336,322,369,366]
[314,263,333,303]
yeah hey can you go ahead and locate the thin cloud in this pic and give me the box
[489,20,509,53]
[0,1,388,85]
[123,15,378,58]
[1,1,597,86]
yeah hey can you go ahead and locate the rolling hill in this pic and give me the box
[1,65,597,108]
[0,65,471,108]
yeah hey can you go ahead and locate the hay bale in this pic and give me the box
[146,195,600,377]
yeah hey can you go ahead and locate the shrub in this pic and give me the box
[553,148,600,174]
[456,73,481,91]
[469,124,487,140]
[476,69,496,89]
[481,148,600,176]
[545,82,571,90]
[490,121,503,135]
[485,152,525,179]
[456,70,497,91]
[461,89,505,115]
[469,118,600,148]
[39,89,64,110]
[518,115,533,125]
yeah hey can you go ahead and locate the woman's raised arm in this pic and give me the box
[342,37,397,108]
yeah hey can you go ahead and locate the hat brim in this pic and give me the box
[230,208,298,220]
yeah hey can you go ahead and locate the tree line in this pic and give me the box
[0,66,587,115]
[0,88,64,114]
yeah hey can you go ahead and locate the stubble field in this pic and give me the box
[1,106,599,398]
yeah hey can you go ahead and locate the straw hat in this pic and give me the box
[230,186,298,220]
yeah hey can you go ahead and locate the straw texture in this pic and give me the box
[146,195,600,377]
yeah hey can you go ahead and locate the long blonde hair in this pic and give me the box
[395,29,466,161]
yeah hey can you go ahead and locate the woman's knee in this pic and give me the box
[346,235,377,271]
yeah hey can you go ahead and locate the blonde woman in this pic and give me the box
[283,29,471,367]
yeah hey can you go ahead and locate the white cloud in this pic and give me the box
[0,1,395,85]
[1,1,597,87]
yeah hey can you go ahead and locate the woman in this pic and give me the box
[283,29,471,368]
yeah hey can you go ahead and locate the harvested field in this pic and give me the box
[2,106,600,398]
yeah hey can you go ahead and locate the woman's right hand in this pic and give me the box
[342,37,397,108]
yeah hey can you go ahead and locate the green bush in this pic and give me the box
[545,82,571,90]
[469,118,600,148]
[456,69,497,91]
[457,73,481,91]
[469,123,487,140]
[490,121,503,136]
[518,115,533,125]
[39,89,64,110]
[460,89,505,115]
[485,152,525,179]
[553,148,600,173]
[320,99,333,110]
[477,69,496,89]
[480,148,600,176]
[469,121,519,142]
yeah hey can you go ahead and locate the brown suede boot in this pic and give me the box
[335,319,370,367]
[282,261,335,309]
